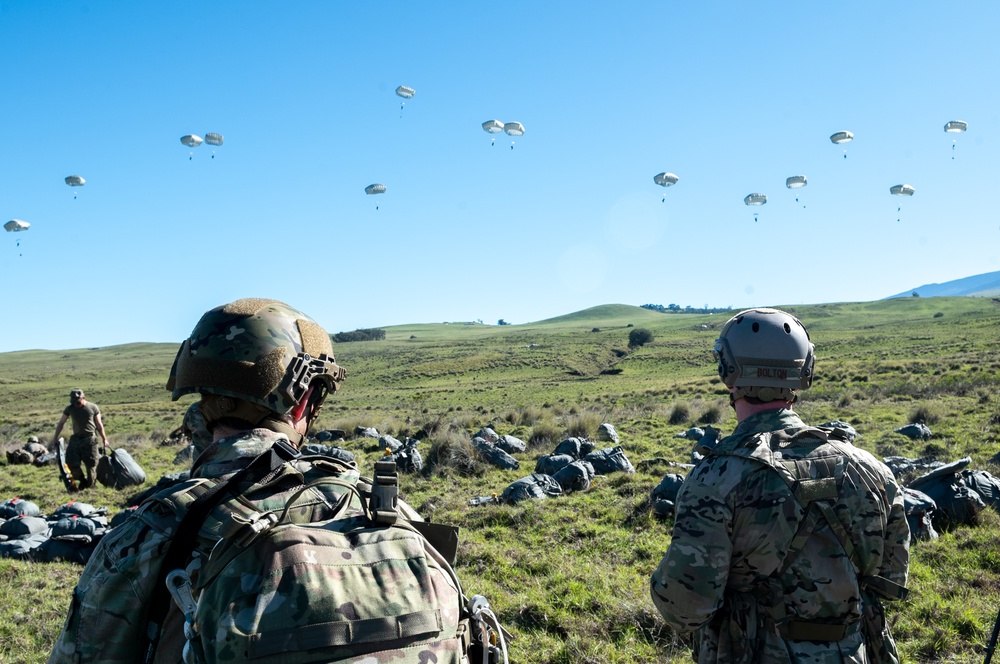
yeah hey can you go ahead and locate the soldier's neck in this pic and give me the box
[733,398,794,423]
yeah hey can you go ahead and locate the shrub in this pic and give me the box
[668,403,690,425]
[529,421,561,449]
[566,411,601,439]
[910,405,940,425]
[698,404,723,424]
[424,431,484,476]
[628,328,654,349]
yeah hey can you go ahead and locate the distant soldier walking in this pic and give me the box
[651,308,910,663]
[50,388,109,490]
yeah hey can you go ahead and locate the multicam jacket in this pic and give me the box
[48,428,362,664]
[650,409,910,664]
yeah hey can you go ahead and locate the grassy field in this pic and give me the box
[2,298,1000,663]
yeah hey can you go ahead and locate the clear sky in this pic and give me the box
[1,2,997,352]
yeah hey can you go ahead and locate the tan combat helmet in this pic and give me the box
[713,308,814,403]
[167,298,346,443]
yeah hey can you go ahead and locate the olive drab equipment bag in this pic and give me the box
[96,447,146,489]
[152,443,510,664]
[709,427,909,664]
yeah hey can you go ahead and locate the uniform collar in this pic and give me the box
[730,408,806,439]
[191,428,291,479]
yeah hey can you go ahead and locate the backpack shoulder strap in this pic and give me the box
[140,438,304,663]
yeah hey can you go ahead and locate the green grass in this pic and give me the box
[2,297,1000,662]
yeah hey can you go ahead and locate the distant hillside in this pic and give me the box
[532,303,665,324]
[886,270,1000,299]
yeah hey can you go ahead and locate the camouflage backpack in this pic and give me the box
[165,453,509,664]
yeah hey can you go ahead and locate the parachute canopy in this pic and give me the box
[204,133,224,146]
[180,134,203,148]
[944,120,968,133]
[482,120,504,134]
[503,121,525,137]
[890,184,915,197]
[829,130,854,145]
[64,175,85,187]
[4,219,29,232]
[785,175,807,189]
[744,193,767,206]
[365,184,387,195]
[653,172,679,187]
[395,85,415,99]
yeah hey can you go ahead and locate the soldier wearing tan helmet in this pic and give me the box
[50,298,354,663]
[50,388,109,490]
[651,308,910,663]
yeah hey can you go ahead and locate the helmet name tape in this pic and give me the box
[742,364,802,381]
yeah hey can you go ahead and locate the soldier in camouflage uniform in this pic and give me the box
[50,389,110,489]
[49,299,354,663]
[650,308,910,664]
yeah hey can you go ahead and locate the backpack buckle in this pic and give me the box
[273,439,301,461]
[370,459,399,525]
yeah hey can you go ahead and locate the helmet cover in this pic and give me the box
[166,298,345,416]
[713,308,814,401]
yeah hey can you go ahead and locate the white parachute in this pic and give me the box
[482,119,504,146]
[65,175,85,200]
[181,134,203,160]
[830,130,853,159]
[205,133,224,159]
[396,86,415,117]
[890,184,915,223]
[503,121,524,150]
[944,120,967,160]
[744,193,767,223]
[5,219,29,255]
[365,183,387,210]
[653,172,678,202]
[785,175,807,208]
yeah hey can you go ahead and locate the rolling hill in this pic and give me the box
[885,269,1000,299]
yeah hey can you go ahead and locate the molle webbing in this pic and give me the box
[248,609,444,658]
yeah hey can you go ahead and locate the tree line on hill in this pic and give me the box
[640,304,734,314]
[330,328,386,343]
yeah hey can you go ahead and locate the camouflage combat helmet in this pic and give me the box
[167,299,345,440]
[713,308,814,403]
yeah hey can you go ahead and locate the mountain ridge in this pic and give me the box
[886,269,1000,299]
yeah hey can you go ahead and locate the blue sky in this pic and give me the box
[1,2,997,352]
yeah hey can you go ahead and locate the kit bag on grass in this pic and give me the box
[96,447,146,489]
[162,451,510,664]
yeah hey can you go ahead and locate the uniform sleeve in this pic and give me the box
[650,472,733,634]
[48,508,171,664]
[880,477,910,591]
